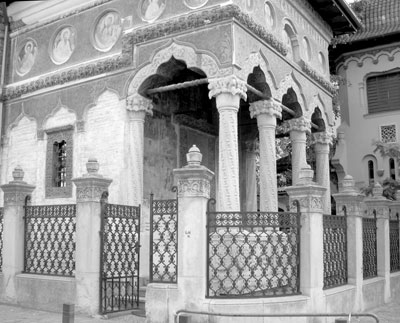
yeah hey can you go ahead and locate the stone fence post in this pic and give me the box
[333,175,364,310]
[286,165,326,313]
[72,158,112,315]
[364,183,391,303]
[0,166,35,302]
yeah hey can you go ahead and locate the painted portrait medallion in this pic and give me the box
[139,0,167,22]
[264,2,275,30]
[94,11,122,51]
[183,0,208,9]
[16,39,37,76]
[51,26,76,65]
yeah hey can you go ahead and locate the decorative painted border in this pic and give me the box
[299,60,336,94]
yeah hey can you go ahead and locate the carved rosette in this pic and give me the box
[126,94,153,118]
[208,75,247,101]
[284,116,312,133]
[249,100,282,119]
[177,178,211,198]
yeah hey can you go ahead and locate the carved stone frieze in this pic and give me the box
[177,178,211,198]
[249,100,282,119]
[1,184,35,207]
[72,177,112,203]
[208,75,247,101]
[289,195,323,213]
[126,94,153,115]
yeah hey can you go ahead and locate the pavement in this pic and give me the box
[0,301,399,323]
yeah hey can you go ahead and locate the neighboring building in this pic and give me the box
[331,0,400,189]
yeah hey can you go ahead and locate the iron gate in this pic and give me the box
[150,190,178,283]
[100,194,141,314]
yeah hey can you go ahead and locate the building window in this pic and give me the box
[380,124,397,143]
[45,126,73,198]
[390,158,396,180]
[368,160,375,184]
[367,71,400,114]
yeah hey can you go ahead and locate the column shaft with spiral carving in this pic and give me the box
[250,100,282,211]
[209,75,247,211]
[313,131,332,214]
[126,94,153,206]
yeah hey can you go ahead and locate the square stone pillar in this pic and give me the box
[364,183,391,303]
[72,158,112,315]
[286,165,326,314]
[333,175,364,310]
[0,166,35,302]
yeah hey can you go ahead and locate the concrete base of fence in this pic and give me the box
[145,283,178,323]
[390,272,400,299]
[15,274,75,312]
[362,277,385,310]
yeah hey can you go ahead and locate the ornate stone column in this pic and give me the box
[364,183,391,303]
[285,116,311,185]
[0,167,35,302]
[72,158,112,315]
[250,99,282,212]
[333,175,365,311]
[126,94,153,206]
[313,131,332,214]
[286,165,326,313]
[244,140,258,212]
[208,75,247,211]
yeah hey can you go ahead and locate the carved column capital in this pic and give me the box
[126,94,153,119]
[244,140,259,153]
[208,75,247,103]
[284,116,312,133]
[249,99,282,119]
[312,131,332,146]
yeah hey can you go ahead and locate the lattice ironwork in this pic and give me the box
[150,191,178,283]
[0,208,3,272]
[363,212,377,279]
[100,201,140,314]
[24,203,76,276]
[323,209,347,289]
[390,213,400,272]
[207,199,301,298]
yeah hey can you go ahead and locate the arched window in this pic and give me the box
[389,158,396,180]
[53,140,67,187]
[368,160,375,184]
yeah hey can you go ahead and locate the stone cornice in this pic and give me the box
[208,75,247,100]
[249,100,282,119]
[299,60,336,95]
[124,5,288,57]
[3,54,131,101]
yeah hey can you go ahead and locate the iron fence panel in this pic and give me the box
[363,213,377,279]
[150,193,178,283]
[206,200,301,298]
[100,203,140,314]
[323,213,347,289]
[0,208,3,272]
[24,204,76,276]
[389,213,400,273]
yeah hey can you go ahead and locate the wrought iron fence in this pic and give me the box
[100,200,140,314]
[207,199,301,298]
[0,207,3,272]
[24,201,76,276]
[362,211,377,279]
[323,207,348,289]
[150,190,178,283]
[389,213,400,272]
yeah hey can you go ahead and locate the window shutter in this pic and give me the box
[367,72,400,114]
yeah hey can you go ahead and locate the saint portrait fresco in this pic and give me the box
[94,11,122,51]
[52,26,76,64]
[139,0,166,22]
[16,39,37,76]
[183,0,208,9]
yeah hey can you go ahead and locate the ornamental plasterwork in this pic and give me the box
[126,94,153,115]
[249,99,282,119]
[127,41,228,95]
[177,178,211,198]
[208,75,247,100]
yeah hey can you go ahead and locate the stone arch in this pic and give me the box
[282,18,300,61]
[126,41,229,96]
[310,107,326,133]
[362,154,378,185]
[6,110,38,141]
[308,93,332,126]
[237,50,278,97]
[277,73,306,111]
[42,99,77,130]
[82,89,122,124]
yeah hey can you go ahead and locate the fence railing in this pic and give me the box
[389,212,400,273]
[323,208,348,289]
[362,211,377,279]
[0,207,3,272]
[24,202,76,277]
[206,199,301,298]
[150,191,178,283]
